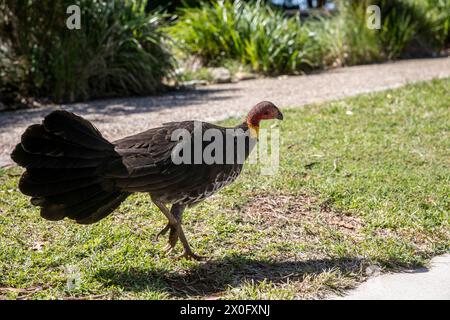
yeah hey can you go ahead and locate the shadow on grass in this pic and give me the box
[95,255,364,298]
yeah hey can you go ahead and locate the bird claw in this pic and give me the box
[159,224,179,255]
[164,243,175,254]
[155,224,170,241]
[177,250,207,261]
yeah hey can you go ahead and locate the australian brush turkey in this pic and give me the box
[11,101,283,260]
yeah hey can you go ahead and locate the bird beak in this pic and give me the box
[276,111,284,120]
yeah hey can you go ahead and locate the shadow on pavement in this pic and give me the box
[0,87,241,134]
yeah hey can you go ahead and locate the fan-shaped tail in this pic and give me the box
[11,110,129,224]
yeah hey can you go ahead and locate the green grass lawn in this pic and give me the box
[0,78,449,299]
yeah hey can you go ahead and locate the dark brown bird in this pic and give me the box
[11,101,283,260]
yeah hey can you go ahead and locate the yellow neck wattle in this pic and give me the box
[249,124,259,139]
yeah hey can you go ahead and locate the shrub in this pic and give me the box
[335,0,445,63]
[423,0,450,48]
[168,0,449,74]
[240,5,314,74]
[310,3,384,67]
[376,0,439,59]
[167,0,315,75]
[0,0,174,105]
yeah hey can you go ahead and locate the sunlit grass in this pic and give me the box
[0,78,449,299]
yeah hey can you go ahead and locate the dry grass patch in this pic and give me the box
[240,193,364,238]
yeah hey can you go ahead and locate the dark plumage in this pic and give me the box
[11,101,283,259]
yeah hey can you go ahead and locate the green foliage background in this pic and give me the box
[0,0,173,105]
[0,0,449,107]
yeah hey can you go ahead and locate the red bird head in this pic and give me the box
[246,101,283,138]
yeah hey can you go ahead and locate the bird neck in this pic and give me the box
[234,122,257,160]
[245,116,260,140]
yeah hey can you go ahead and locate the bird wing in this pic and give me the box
[103,121,227,193]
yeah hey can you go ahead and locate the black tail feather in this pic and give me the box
[20,124,113,159]
[41,184,106,206]
[25,168,100,184]
[40,190,127,224]
[65,191,125,221]
[19,172,102,197]
[11,110,129,224]
[43,111,113,151]
[11,143,107,169]
[77,192,130,224]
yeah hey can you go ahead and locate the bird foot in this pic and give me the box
[155,219,205,261]
[158,224,179,254]
[177,250,207,261]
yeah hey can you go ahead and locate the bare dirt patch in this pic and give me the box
[240,193,364,236]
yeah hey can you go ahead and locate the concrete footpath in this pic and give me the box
[333,254,450,300]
